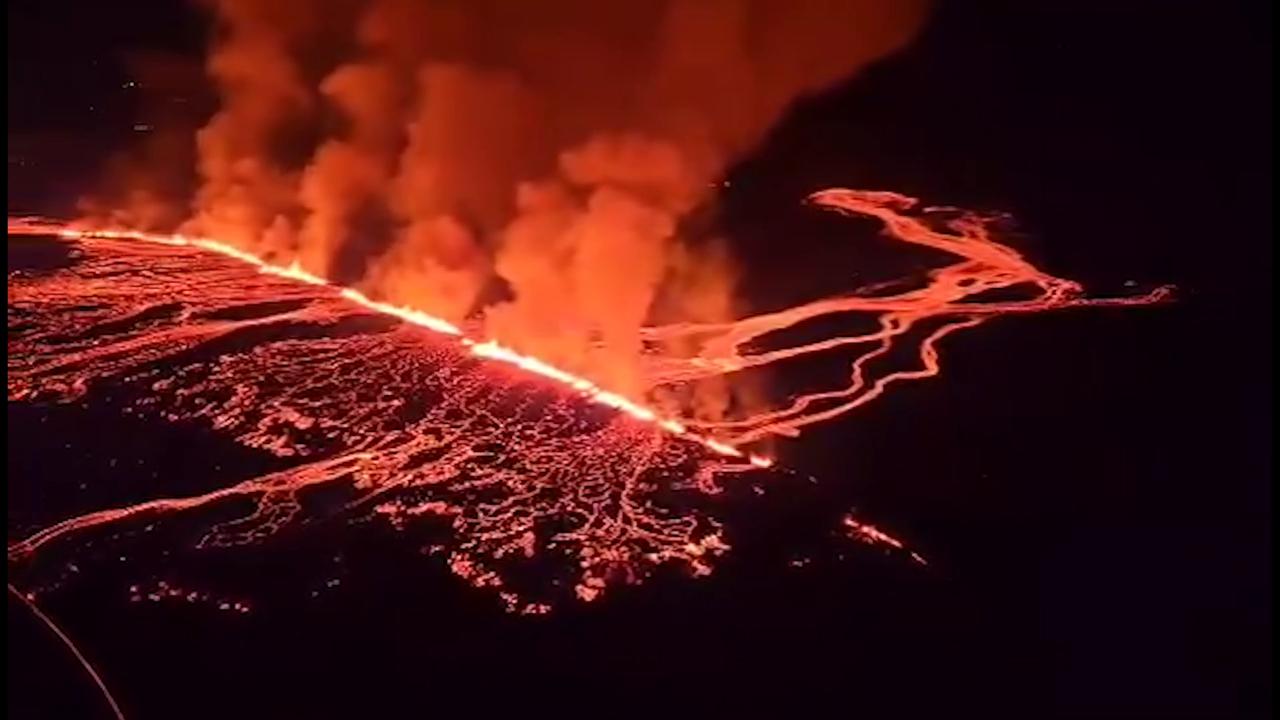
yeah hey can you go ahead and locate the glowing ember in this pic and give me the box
[12,220,768,467]
[842,515,928,567]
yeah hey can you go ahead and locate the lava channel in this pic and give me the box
[6,188,1169,610]
[7,225,762,611]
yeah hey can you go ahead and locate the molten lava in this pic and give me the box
[7,189,1169,609]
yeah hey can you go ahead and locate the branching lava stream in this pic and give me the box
[7,189,1169,610]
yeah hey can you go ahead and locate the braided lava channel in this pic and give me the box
[6,188,1170,610]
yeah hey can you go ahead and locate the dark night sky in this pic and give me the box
[7,1,1273,717]
[8,0,205,131]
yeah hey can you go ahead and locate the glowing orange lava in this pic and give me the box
[7,188,1168,608]
[842,515,928,567]
[8,218,773,468]
[7,227,749,608]
[641,190,1172,444]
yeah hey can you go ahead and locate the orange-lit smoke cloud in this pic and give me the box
[123,0,933,406]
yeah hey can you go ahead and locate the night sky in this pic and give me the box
[8,1,1272,717]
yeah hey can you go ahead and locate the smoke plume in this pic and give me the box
[91,0,930,412]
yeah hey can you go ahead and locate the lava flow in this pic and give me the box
[8,216,756,610]
[7,189,1169,609]
[641,190,1173,444]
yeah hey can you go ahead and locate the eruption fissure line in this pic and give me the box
[11,188,1172,457]
[8,187,1168,608]
[8,217,773,469]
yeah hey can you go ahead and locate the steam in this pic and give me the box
[91,0,930,410]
